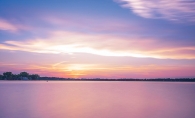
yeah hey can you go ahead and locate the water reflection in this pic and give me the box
[0,81,195,118]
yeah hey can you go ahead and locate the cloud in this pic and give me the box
[42,14,141,34]
[0,30,195,59]
[116,0,195,22]
[0,18,29,32]
[0,19,18,31]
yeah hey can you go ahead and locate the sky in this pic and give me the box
[0,0,195,78]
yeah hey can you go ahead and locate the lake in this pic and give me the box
[0,81,195,118]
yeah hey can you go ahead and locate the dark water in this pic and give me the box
[0,81,195,118]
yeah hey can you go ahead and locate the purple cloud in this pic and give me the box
[116,0,195,22]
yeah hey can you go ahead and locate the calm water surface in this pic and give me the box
[0,81,195,118]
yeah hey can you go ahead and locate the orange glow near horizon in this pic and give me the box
[1,61,194,78]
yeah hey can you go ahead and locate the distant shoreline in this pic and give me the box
[1,79,195,82]
[1,72,194,82]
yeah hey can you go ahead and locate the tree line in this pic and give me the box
[0,71,195,81]
[0,72,40,80]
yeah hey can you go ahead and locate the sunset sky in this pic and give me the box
[0,0,195,78]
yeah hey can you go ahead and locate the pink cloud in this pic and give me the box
[0,19,18,31]
[0,18,30,32]
[42,14,141,33]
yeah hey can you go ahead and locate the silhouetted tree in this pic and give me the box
[19,72,29,77]
[0,74,3,80]
[30,74,40,80]
[3,72,13,80]
[12,74,20,80]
